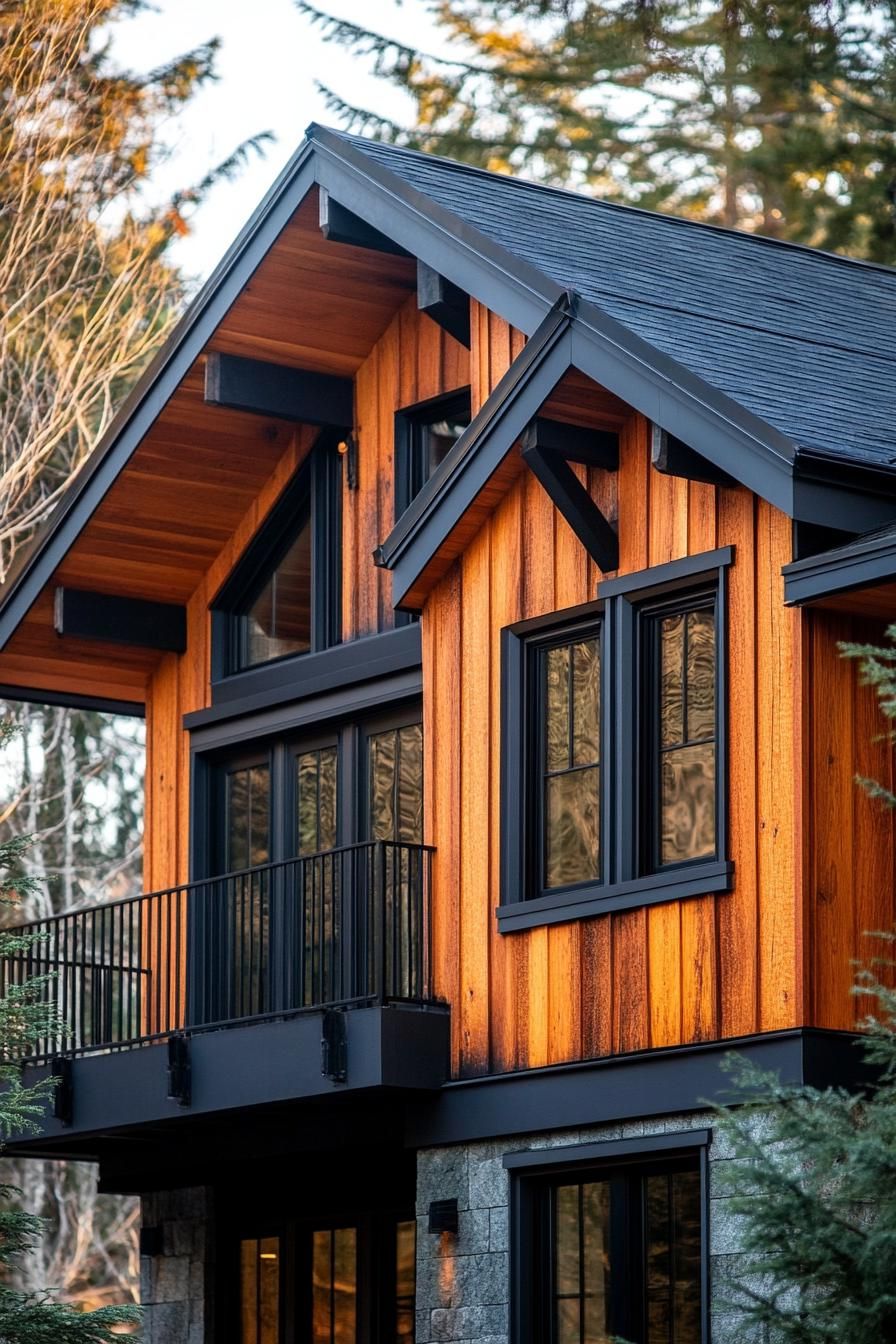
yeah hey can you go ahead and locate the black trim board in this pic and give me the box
[503,1128,711,1171]
[0,685,145,717]
[204,352,353,426]
[53,588,186,653]
[187,623,421,730]
[405,1028,872,1148]
[783,524,896,605]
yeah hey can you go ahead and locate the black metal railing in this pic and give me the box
[1,841,434,1063]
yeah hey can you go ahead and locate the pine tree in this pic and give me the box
[298,0,896,261]
[0,721,141,1341]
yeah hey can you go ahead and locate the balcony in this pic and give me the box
[1,842,449,1162]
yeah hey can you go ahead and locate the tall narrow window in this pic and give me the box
[645,596,717,869]
[225,763,271,872]
[367,723,424,843]
[312,1226,358,1344]
[213,437,341,678]
[537,628,601,893]
[395,389,471,518]
[395,1219,416,1342]
[240,1236,280,1344]
[296,745,339,855]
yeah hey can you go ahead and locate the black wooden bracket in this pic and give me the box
[205,351,353,428]
[651,425,736,488]
[166,1035,191,1107]
[521,431,619,573]
[417,261,471,348]
[321,1008,347,1083]
[51,1056,74,1127]
[526,416,618,470]
[319,188,411,257]
[54,588,186,653]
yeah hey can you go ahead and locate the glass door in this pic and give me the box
[291,742,340,1008]
[237,1216,415,1344]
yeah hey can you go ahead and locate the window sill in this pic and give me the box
[496,860,733,933]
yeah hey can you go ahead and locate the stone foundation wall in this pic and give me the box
[139,1185,214,1344]
[414,1111,766,1344]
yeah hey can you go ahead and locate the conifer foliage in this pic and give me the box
[0,721,140,1341]
[298,0,896,261]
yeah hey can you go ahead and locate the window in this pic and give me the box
[212,434,341,678]
[500,548,732,931]
[394,388,472,518]
[507,1134,707,1344]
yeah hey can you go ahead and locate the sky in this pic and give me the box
[109,1,454,283]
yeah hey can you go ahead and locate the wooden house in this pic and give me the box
[1,125,895,1343]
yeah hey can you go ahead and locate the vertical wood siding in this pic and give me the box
[422,312,809,1079]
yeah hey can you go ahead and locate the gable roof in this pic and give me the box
[1,123,895,652]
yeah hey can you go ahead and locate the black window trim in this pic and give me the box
[506,1128,711,1344]
[210,428,342,684]
[498,547,734,933]
[394,386,472,521]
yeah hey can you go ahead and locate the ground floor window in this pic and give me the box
[237,1213,415,1344]
[508,1135,707,1344]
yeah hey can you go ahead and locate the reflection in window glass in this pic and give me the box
[240,1237,280,1344]
[243,504,312,667]
[655,605,716,866]
[296,746,339,855]
[395,1219,416,1342]
[312,1227,357,1344]
[226,765,270,871]
[553,1181,612,1344]
[368,725,423,843]
[540,634,600,890]
[645,1170,702,1343]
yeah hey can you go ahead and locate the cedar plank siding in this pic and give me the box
[139,297,895,1076]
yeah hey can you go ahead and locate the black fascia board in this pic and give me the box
[0,146,318,655]
[783,524,896,605]
[376,298,575,606]
[54,588,186,653]
[405,1027,874,1148]
[204,352,353,426]
[0,684,144,718]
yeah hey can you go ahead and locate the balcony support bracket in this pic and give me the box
[166,1034,191,1107]
[51,1056,74,1126]
[321,1009,348,1084]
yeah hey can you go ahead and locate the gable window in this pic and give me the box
[212,433,341,678]
[507,1133,708,1344]
[500,548,732,931]
[394,388,472,518]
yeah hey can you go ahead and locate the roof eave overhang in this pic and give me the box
[783,529,896,605]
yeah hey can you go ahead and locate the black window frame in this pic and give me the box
[394,387,472,520]
[506,1129,711,1344]
[210,430,342,684]
[499,547,733,932]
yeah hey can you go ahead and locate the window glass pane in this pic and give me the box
[427,417,468,471]
[244,507,312,667]
[554,1184,580,1297]
[546,766,599,889]
[297,747,338,856]
[545,645,570,773]
[240,1237,280,1344]
[646,1171,702,1344]
[685,609,715,742]
[227,765,270,871]
[661,742,715,865]
[395,1219,416,1343]
[659,614,685,750]
[572,640,600,768]
[582,1183,612,1343]
[368,725,423,843]
[312,1227,358,1344]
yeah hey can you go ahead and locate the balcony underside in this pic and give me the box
[5,1003,449,1167]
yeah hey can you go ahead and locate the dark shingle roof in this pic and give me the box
[345,134,896,469]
